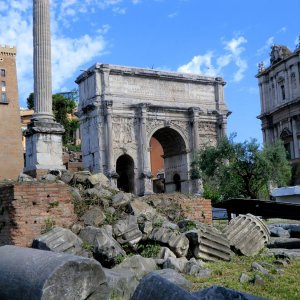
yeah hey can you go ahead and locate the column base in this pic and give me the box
[191,178,204,196]
[142,177,153,195]
[24,119,65,178]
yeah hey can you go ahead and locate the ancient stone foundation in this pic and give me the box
[0,181,77,247]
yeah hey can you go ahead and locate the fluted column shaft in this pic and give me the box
[189,107,200,152]
[140,104,151,175]
[33,0,53,120]
[105,101,113,174]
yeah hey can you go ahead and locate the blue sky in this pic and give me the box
[0,0,299,144]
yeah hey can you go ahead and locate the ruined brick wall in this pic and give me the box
[143,194,212,225]
[0,46,24,180]
[174,197,212,225]
[0,182,77,247]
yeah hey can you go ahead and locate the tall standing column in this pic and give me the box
[32,0,53,120]
[24,0,65,177]
[105,101,114,175]
[292,117,299,159]
[139,103,152,195]
[189,107,200,151]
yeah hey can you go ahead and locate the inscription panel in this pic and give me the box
[109,75,215,107]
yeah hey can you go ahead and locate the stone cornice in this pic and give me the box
[256,48,300,78]
[257,96,300,120]
[76,63,226,86]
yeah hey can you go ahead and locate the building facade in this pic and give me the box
[76,64,229,195]
[257,44,300,182]
[0,46,23,180]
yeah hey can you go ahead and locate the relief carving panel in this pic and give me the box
[112,117,135,146]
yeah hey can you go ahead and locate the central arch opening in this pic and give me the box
[150,127,188,193]
[116,154,135,193]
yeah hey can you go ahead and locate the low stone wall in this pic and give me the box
[0,182,77,247]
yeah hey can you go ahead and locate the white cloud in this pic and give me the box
[223,36,248,82]
[178,35,248,82]
[178,52,218,76]
[168,12,178,18]
[257,36,274,55]
[278,27,287,33]
[0,1,109,106]
[112,6,127,14]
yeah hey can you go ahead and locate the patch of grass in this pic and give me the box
[187,254,300,300]
[185,220,197,231]
[138,242,161,258]
[48,201,59,208]
[82,241,94,253]
[115,254,126,264]
[103,207,125,225]
[41,218,56,234]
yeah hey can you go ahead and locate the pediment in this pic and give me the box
[280,127,292,139]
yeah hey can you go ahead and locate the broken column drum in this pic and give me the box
[0,245,109,300]
[224,214,270,256]
[185,223,231,261]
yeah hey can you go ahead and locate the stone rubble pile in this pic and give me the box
[267,223,300,260]
[11,170,273,299]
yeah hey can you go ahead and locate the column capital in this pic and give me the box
[104,100,113,114]
[188,107,202,118]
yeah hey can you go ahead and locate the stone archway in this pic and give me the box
[116,154,135,193]
[150,127,188,193]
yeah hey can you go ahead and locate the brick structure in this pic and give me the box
[174,197,212,225]
[0,182,77,247]
[0,46,24,180]
[144,194,212,225]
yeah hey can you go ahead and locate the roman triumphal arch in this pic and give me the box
[76,64,229,195]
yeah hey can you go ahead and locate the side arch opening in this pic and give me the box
[116,154,135,193]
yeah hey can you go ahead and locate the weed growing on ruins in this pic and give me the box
[114,254,126,264]
[152,218,164,228]
[48,201,59,208]
[82,241,94,253]
[103,208,125,225]
[184,220,197,231]
[41,218,56,234]
[137,242,161,258]
[72,194,87,217]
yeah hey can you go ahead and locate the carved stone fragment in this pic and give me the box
[185,224,231,261]
[224,214,270,256]
[79,226,125,267]
[149,227,189,257]
[32,227,87,257]
[113,215,143,245]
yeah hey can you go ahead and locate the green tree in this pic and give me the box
[191,135,292,202]
[26,92,34,109]
[26,93,79,145]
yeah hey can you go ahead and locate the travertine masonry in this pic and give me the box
[76,64,229,195]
